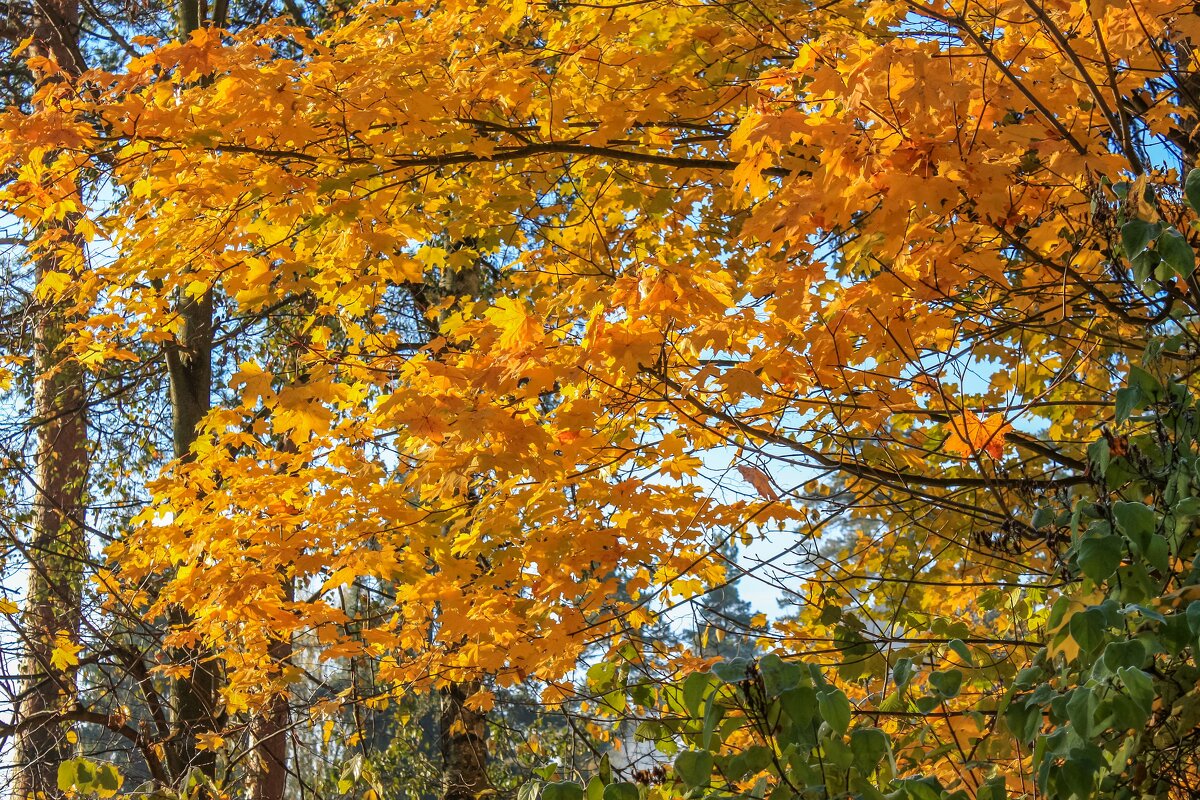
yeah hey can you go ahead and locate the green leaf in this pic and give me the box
[947,639,974,666]
[1069,608,1107,654]
[1013,667,1042,690]
[1125,603,1165,623]
[779,685,816,725]
[1132,248,1160,284]
[758,654,803,698]
[1158,228,1196,277]
[915,695,941,714]
[1122,219,1158,259]
[1187,600,1200,634]
[634,721,664,743]
[1185,168,1200,212]
[898,777,944,800]
[929,669,963,698]
[682,671,711,717]
[73,759,95,789]
[602,783,639,800]
[1113,501,1157,551]
[674,751,713,789]
[977,776,1008,800]
[598,754,613,785]
[1088,437,1111,476]
[712,658,751,683]
[1065,686,1097,738]
[1128,364,1163,399]
[1077,534,1123,581]
[1115,386,1144,423]
[1006,700,1042,743]
[1117,667,1154,711]
[1109,692,1151,730]
[817,688,852,734]
[1102,639,1146,672]
[587,662,616,690]
[57,762,75,793]
[600,689,627,714]
[728,745,773,780]
[586,777,604,800]
[1032,506,1055,530]
[94,764,121,793]
[849,727,890,774]
[543,782,584,800]
[1146,533,1171,573]
[892,657,914,689]
[701,687,724,749]
[1059,757,1095,799]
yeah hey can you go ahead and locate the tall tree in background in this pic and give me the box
[9,1,88,795]
[161,0,222,766]
[433,247,493,800]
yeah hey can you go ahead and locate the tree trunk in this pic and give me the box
[436,253,492,800]
[247,574,293,800]
[164,289,223,782]
[247,644,291,800]
[13,3,88,797]
[15,263,89,800]
[440,680,492,800]
[158,1,226,782]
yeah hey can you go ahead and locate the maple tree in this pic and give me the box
[3,0,1200,797]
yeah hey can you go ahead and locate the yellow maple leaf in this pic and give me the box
[50,632,82,671]
[195,732,225,751]
[463,688,496,712]
[35,271,71,300]
[488,297,543,351]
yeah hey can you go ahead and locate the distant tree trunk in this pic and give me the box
[436,254,492,800]
[164,289,223,782]
[247,628,292,800]
[440,680,491,800]
[13,2,88,797]
[245,309,315,800]
[158,0,226,783]
[16,253,90,800]
[246,571,294,800]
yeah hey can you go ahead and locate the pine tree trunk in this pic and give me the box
[13,3,87,797]
[15,261,89,799]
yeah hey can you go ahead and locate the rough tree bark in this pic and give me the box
[12,2,88,797]
[439,680,492,800]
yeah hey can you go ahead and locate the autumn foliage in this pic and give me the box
[3,0,1200,797]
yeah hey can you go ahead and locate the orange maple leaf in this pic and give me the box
[736,465,779,501]
[943,410,1011,459]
